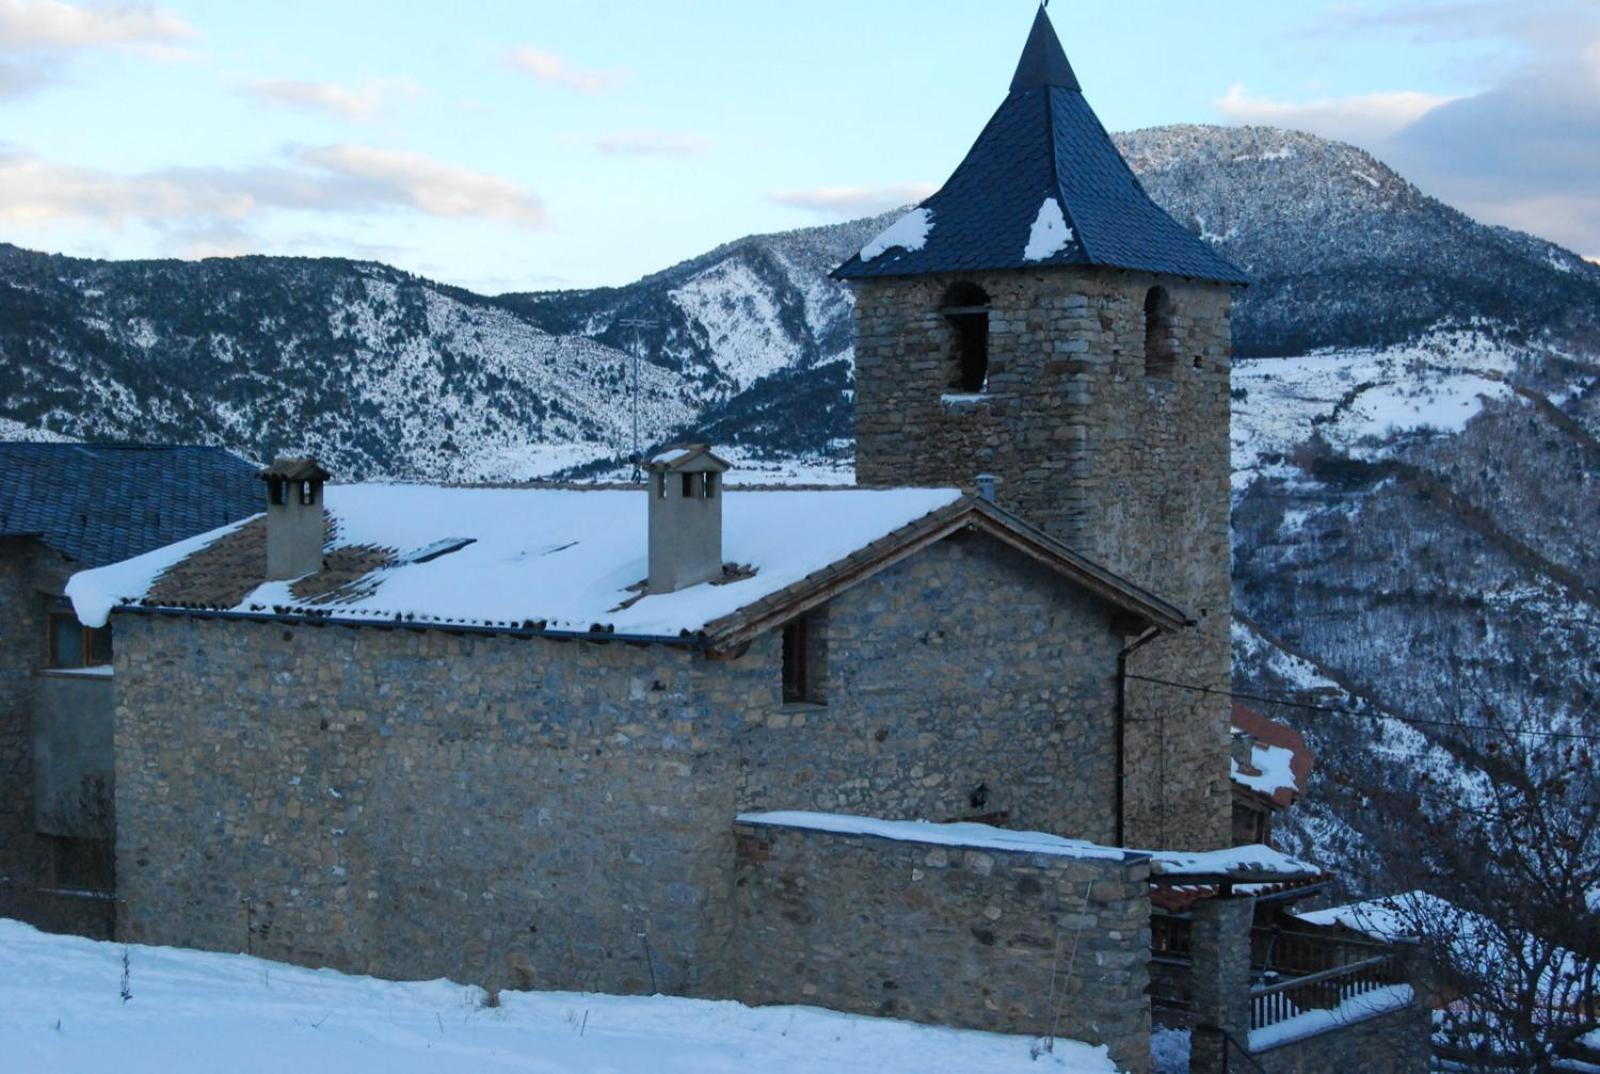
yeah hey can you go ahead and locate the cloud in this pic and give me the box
[0,0,195,50]
[594,131,710,156]
[299,145,546,224]
[244,79,416,122]
[1215,3,1600,256]
[0,143,547,231]
[0,0,197,96]
[1213,84,1457,145]
[507,45,626,94]
[770,183,937,217]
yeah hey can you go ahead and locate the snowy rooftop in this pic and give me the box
[67,485,964,638]
[1148,844,1322,880]
[1230,704,1314,808]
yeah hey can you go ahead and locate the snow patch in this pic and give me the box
[1149,843,1319,878]
[1023,198,1074,261]
[1249,984,1416,1051]
[860,208,933,262]
[738,811,1131,861]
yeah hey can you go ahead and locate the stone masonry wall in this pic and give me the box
[732,819,1154,1074]
[112,613,768,995]
[737,532,1125,842]
[0,540,41,918]
[852,267,1235,850]
[1253,1004,1432,1074]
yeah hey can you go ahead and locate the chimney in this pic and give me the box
[1231,729,1256,772]
[976,473,999,503]
[257,457,330,581]
[645,444,731,594]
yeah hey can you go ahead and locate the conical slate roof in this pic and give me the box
[834,8,1249,285]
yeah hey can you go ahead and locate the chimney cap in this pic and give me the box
[258,457,330,484]
[643,444,731,474]
[976,473,999,503]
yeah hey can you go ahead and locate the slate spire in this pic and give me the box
[834,7,1249,286]
[1010,6,1079,92]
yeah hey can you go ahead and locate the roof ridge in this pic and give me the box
[1042,86,1093,266]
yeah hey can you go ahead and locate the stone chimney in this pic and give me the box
[645,444,731,594]
[257,457,330,581]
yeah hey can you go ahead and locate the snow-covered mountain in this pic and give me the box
[2,124,1598,892]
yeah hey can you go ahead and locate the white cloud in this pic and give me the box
[770,183,937,217]
[507,45,625,94]
[594,131,710,156]
[0,144,547,230]
[245,79,415,122]
[0,0,195,50]
[1214,83,1456,145]
[299,145,546,224]
[0,0,197,96]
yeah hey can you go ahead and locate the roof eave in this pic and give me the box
[702,495,1190,653]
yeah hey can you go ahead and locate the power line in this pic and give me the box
[1123,672,1600,744]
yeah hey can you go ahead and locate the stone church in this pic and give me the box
[65,10,1427,1074]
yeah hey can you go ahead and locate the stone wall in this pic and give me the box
[0,539,116,937]
[1253,1004,1432,1074]
[851,267,1235,850]
[112,613,764,995]
[0,539,41,918]
[737,532,1126,842]
[731,818,1153,1073]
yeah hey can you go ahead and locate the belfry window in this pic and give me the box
[1143,286,1176,379]
[941,282,991,394]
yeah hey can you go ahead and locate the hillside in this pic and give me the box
[2,123,1598,896]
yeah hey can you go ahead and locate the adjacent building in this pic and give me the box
[0,442,258,934]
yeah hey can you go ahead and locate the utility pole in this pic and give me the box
[617,317,656,482]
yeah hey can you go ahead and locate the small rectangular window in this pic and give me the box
[781,610,826,704]
[656,473,667,498]
[782,619,808,703]
[704,473,717,499]
[681,473,695,498]
[269,479,287,506]
[48,613,110,668]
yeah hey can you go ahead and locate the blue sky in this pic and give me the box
[1,0,1596,290]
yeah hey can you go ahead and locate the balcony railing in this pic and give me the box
[1250,952,1406,1031]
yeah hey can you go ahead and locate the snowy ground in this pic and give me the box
[1231,327,1516,490]
[0,920,1120,1073]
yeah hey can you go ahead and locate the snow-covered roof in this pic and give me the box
[737,811,1135,862]
[66,483,1189,646]
[1230,704,1314,809]
[1149,844,1322,881]
[1293,891,1456,943]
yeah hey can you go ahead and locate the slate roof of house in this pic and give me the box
[833,8,1249,285]
[0,442,261,568]
[66,484,1189,647]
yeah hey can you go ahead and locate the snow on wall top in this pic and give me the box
[67,485,964,637]
[736,811,1134,861]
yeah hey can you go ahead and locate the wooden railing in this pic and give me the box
[1250,953,1404,1031]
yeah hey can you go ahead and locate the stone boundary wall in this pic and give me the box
[1252,1003,1432,1074]
[731,817,1154,1074]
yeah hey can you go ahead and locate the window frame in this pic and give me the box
[780,611,827,705]
[1143,285,1177,380]
[47,611,112,669]
[941,282,992,395]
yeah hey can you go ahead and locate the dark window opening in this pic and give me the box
[781,610,827,704]
[941,282,991,393]
[656,473,667,498]
[41,833,115,894]
[268,478,287,506]
[681,473,696,498]
[704,473,718,499]
[49,612,111,669]
[1144,286,1176,379]
[298,480,317,506]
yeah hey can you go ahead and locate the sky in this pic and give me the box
[0,0,1596,292]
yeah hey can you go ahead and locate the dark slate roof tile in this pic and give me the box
[834,9,1249,286]
[0,442,262,567]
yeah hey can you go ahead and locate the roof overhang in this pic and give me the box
[701,495,1189,653]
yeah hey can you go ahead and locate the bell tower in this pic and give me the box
[835,7,1248,851]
